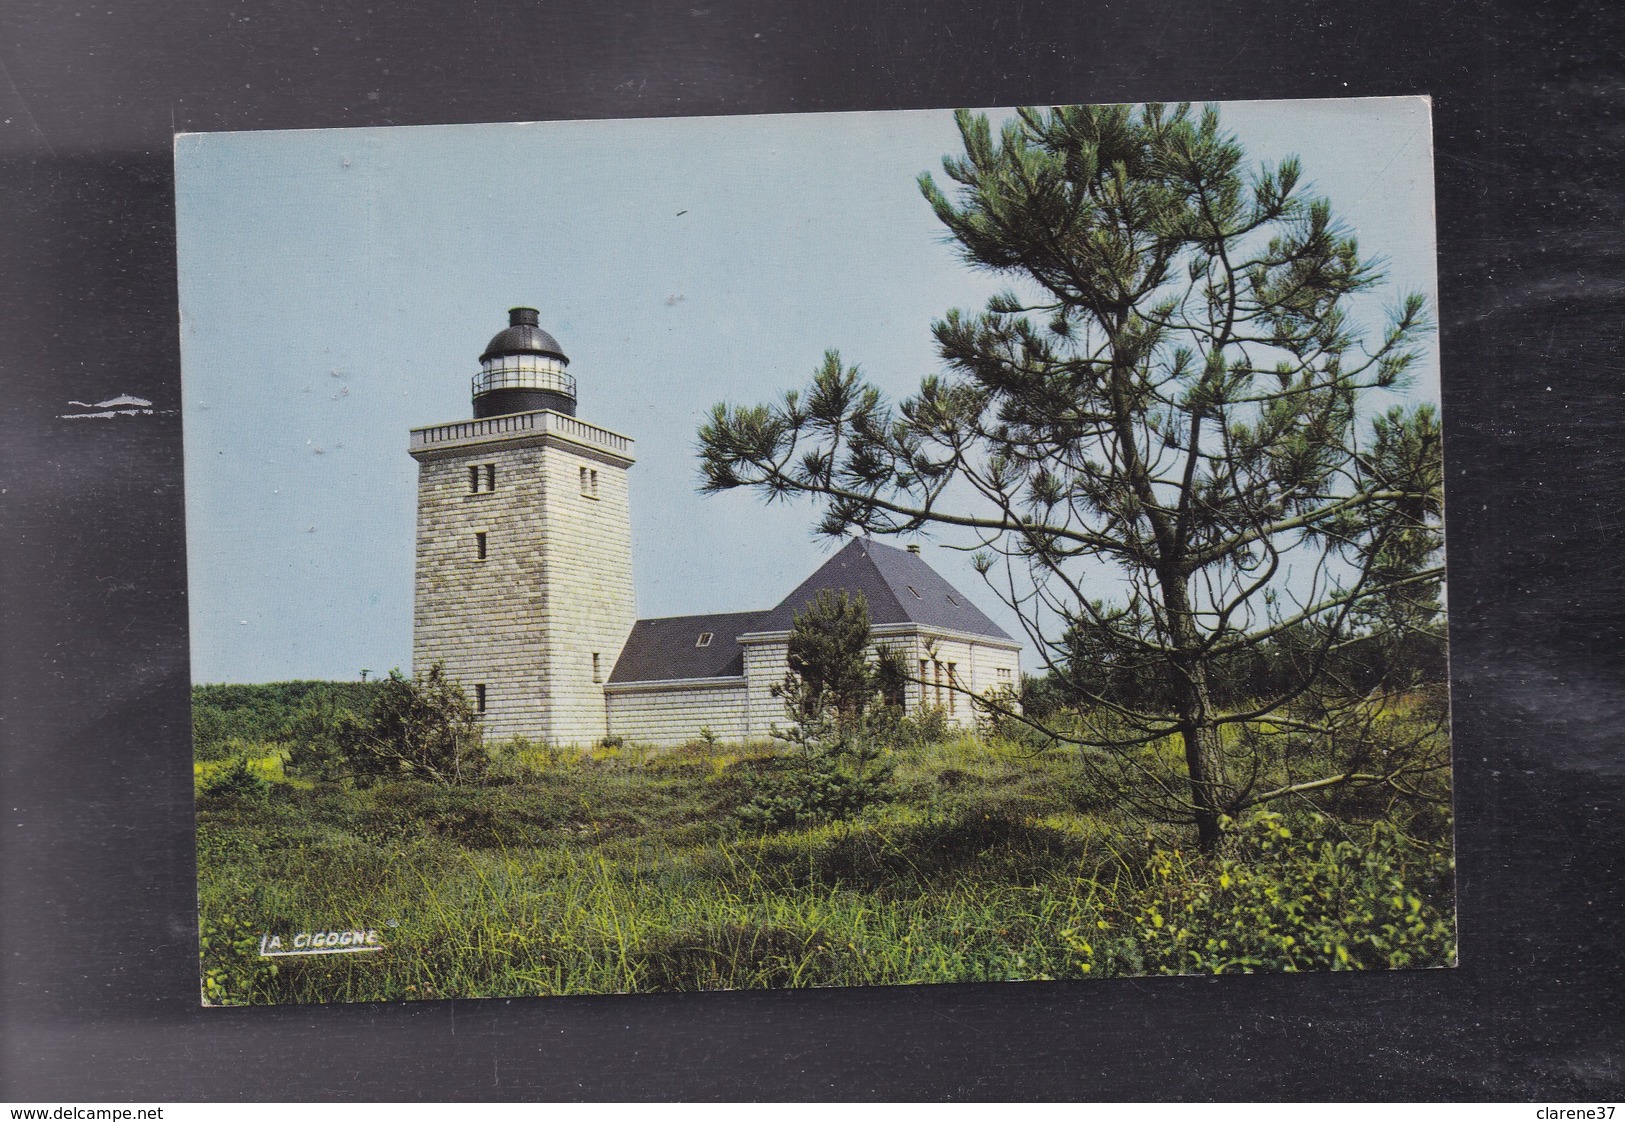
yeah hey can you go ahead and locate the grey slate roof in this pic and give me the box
[607,610,770,684]
[609,538,1014,685]
[756,537,1015,641]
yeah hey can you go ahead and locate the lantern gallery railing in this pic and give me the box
[470,358,576,399]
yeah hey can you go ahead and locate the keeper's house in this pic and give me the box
[410,307,1021,748]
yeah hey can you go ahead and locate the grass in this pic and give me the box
[195,732,1456,1004]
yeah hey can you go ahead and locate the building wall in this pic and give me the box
[413,440,549,742]
[742,637,791,740]
[533,439,636,745]
[605,681,750,747]
[891,632,1021,728]
[738,629,1022,737]
[412,422,635,746]
[411,409,1018,748]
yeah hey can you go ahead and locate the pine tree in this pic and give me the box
[700,103,1444,848]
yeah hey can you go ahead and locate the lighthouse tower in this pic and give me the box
[409,307,636,745]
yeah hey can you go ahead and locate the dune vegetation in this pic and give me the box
[195,683,1453,1006]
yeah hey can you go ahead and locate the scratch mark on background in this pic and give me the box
[61,394,169,420]
[0,59,56,157]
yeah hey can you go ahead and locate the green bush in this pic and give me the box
[193,680,383,760]
[873,703,951,751]
[199,905,278,1006]
[1077,811,1455,975]
[283,664,487,786]
[734,755,893,832]
[199,757,272,803]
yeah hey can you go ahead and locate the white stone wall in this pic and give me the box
[892,631,1022,727]
[738,628,1021,735]
[532,440,636,745]
[742,638,791,740]
[412,418,635,747]
[412,441,549,742]
[605,680,751,747]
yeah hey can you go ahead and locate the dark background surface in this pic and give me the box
[1,0,1621,1101]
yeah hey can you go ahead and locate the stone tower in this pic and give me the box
[409,307,636,745]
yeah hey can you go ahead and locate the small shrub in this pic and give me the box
[286,664,487,786]
[199,757,272,803]
[733,756,893,832]
[1085,810,1456,975]
[872,704,951,751]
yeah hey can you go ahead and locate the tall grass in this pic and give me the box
[195,732,1454,1004]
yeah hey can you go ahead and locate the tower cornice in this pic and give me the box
[409,408,635,466]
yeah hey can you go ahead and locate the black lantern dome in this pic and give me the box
[471,307,577,418]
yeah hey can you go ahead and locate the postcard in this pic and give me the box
[178,97,1452,1004]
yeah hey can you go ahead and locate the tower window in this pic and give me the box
[696,632,713,648]
[475,532,487,560]
[475,684,487,715]
[469,464,495,494]
[592,652,602,682]
[580,466,599,498]
[484,463,496,492]
[469,466,479,494]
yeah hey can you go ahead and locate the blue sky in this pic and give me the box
[175,96,1439,683]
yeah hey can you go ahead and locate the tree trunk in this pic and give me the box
[1162,573,1228,851]
[1178,709,1226,852]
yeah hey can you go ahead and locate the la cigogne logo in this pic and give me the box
[259,928,386,956]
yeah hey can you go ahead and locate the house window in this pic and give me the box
[933,659,945,707]
[919,660,929,703]
[696,632,713,648]
[475,684,487,715]
[475,531,487,560]
[947,663,958,714]
[946,593,960,606]
[996,667,1013,682]
[906,585,923,600]
[592,652,602,682]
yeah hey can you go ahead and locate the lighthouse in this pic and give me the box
[409,308,637,745]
